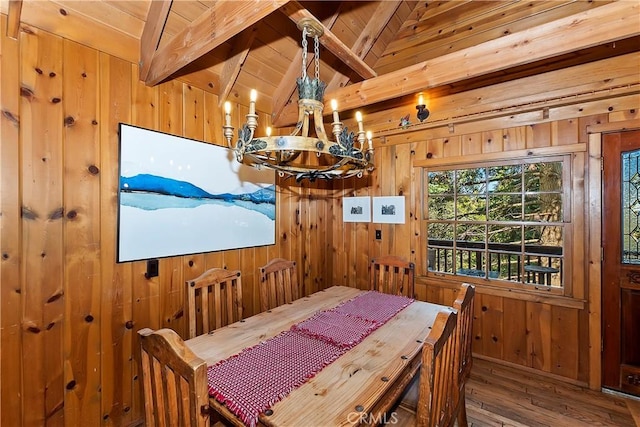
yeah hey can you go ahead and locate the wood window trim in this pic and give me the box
[414,142,586,168]
[416,275,585,310]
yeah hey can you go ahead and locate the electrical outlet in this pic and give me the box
[375,230,382,240]
[145,259,159,279]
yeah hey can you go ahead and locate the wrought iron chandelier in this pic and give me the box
[223,18,374,182]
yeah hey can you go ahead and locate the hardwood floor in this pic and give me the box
[392,358,638,427]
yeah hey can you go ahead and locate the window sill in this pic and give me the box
[417,274,585,309]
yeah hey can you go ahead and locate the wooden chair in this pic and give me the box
[258,258,299,312]
[186,268,243,339]
[396,284,476,425]
[416,309,459,427]
[452,283,475,427]
[138,328,210,427]
[370,255,415,298]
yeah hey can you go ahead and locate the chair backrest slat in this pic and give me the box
[138,328,210,427]
[370,255,415,298]
[186,268,243,339]
[417,309,458,427]
[453,283,475,385]
[259,258,299,312]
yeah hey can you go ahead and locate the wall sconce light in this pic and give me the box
[416,94,430,122]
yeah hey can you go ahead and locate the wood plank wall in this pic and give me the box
[330,97,639,388]
[1,13,639,427]
[0,22,331,426]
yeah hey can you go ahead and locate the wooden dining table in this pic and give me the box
[186,285,446,427]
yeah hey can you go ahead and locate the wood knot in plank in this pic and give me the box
[24,321,41,333]
[64,116,75,126]
[2,110,20,126]
[48,207,64,220]
[20,86,35,101]
[47,291,63,303]
[21,207,38,220]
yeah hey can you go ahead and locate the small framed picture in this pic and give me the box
[373,196,405,224]
[343,196,371,223]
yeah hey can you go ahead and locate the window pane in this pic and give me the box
[456,224,486,276]
[488,165,522,193]
[457,195,487,221]
[524,225,563,287]
[457,168,487,194]
[524,193,562,221]
[429,222,454,240]
[488,194,522,221]
[488,225,521,281]
[428,195,454,220]
[524,162,562,192]
[427,170,454,194]
[428,223,454,273]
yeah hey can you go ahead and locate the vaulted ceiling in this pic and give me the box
[4,1,639,131]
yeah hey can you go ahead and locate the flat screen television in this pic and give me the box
[117,123,276,263]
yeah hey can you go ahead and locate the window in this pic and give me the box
[424,156,569,290]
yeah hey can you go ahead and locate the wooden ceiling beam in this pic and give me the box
[6,0,23,39]
[144,0,290,87]
[280,1,377,80]
[273,0,640,127]
[218,25,258,107]
[139,0,173,82]
[326,1,402,91]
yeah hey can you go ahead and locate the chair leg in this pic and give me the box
[456,390,469,427]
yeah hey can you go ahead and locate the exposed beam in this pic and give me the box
[273,1,640,127]
[145,0,290,87]
[218,25,258,107]
[271,7,341,124]
[326,1,402,91]
[280,1,377,80]
[6,0,23,39]
[139,0,172,82]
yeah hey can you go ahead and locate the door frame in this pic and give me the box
[588,119,640,390]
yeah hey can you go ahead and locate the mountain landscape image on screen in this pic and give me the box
[120,173,275,220]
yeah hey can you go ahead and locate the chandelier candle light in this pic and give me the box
[223,18,374,182]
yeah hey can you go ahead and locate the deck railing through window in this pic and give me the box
[428,239,563,287]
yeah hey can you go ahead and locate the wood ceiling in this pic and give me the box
[4,1,639,130]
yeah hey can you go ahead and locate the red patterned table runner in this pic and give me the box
[206,291,413,427]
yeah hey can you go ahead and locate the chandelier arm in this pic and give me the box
[300,108,311,137]
[312,107,329,141]
[290,102,307,137]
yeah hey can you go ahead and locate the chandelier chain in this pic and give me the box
[301,27,308,80]
[314,35,320,80]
